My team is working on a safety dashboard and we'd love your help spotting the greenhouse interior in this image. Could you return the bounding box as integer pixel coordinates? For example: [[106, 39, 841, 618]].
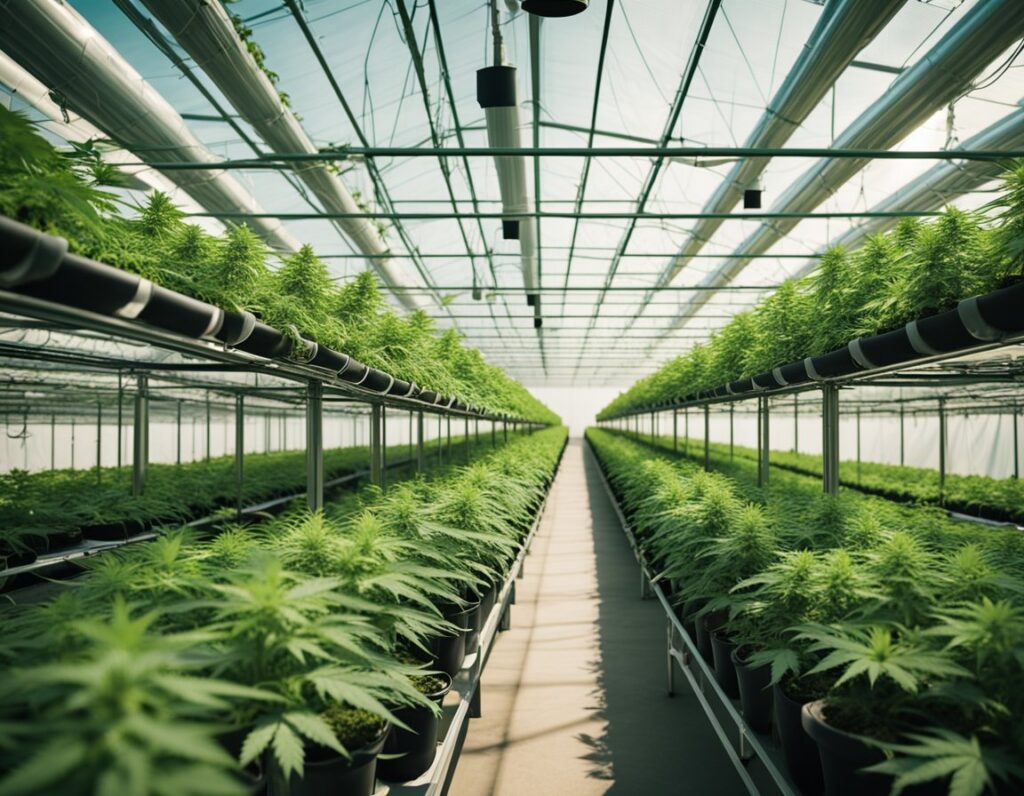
[[3, 0, 1024, 794]]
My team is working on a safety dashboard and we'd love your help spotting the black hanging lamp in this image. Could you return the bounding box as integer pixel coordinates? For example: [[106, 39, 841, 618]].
[[521, 0, 589, 17]]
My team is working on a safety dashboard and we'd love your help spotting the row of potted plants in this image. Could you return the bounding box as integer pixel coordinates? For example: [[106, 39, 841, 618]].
[[0, 105, 558, 424], [0, 425, 568, 795], [587, 427, 1024, 796], [637, 431, 1024, 525], [0, 431, 502, 572], [598, 163, 1024, 421]]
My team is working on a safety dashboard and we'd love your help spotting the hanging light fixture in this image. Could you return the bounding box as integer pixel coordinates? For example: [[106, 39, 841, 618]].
[[478, 2, 539, 306], [521, 0, 589, 17]]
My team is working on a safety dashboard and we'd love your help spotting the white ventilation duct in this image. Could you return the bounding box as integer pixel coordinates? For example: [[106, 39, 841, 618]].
[[0, 0, 298, 252], [0, 50, 220, 232], [650, 0, 907, 293], [791, 103, 1024, 281], [478, 64, 539, 304], [136, 0, 428, 312], [658, 0, 1024, 339]]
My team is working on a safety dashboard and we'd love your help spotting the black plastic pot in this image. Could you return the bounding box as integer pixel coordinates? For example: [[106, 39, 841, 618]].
[[338, 358, 369, 384], [463, 596, 483, 657], [0, 217, 68, 287], [309, 345, 348, 373], [709, 630, 739, 698], [432, 602, 474, 677], [731, 647, 772, 734], [234, 322, 291, 359], [774, 683, 824, 796], [361, 368, 393, 394], [854, 328, 919, 369], [81, 520, 129, 542], [778, 360, 810, 386], [282, 722, 388, 796], [216, 311, 257, 347], [974, 280, 1024, 334], [810, 346, 861, 378], [802, 700, 889, 796], [478, 582, 498, 629], [17, 252, 144, 316], [378, 673, 453, 782], [911, 309, 976, 353], [138, 284, 222, 339], [694, 610, 724, 663]]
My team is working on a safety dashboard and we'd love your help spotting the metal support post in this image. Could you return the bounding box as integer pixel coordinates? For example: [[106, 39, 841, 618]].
[[371, 404, 383, 487], [116, 372, 123, 470], [71, 418, 76, 469], [491, 419, 496, 448], [822, 385, 840, 495], [446, 415, 451, 461], [1014, 405, 1020, 480], [703, 404, 711, 471], [757, 396, 770, 488], [234, 393, 244, 516], [306, 382, 324, 511], [465, 417, 471, 462], [793, 395, 799, 453], [938, 397, 947, 506], [475, 418, 480, 445], [684, 408, 689, 457], [856, 406, 862, 483], [438, 414, 443, 466], [176, 400, 182, 465], [729, 404, 734, 459], [95, 403, 102, 483], [205, 395, 211, 461], [899, 404, 905, 467], [132, 374, 149, 497], [503, 420, 508, 443], [416, 411, 425, 473], [50, 413, 55, 470], [673, 408, 678, 453], [651, 410, 656, 443], [381, 406, 388, 491]]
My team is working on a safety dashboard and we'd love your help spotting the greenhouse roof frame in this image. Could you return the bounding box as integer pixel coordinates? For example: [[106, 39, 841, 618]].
[[3, 0, 1024, 389]]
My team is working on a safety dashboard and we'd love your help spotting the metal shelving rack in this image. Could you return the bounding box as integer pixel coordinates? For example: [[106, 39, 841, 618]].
[[598, 337, 1024, 498]]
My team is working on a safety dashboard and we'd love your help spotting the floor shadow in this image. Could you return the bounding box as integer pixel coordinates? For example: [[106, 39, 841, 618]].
[[576, 440, 746, 794]]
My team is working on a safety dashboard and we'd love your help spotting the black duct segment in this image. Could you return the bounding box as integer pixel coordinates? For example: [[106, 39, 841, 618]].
[[0, 217, 67, 287], [522, 0, 589, 16], [477, 65, 518, 109]]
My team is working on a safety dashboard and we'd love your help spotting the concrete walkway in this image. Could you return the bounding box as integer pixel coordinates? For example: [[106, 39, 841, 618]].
[[449, 439, 745, 796]]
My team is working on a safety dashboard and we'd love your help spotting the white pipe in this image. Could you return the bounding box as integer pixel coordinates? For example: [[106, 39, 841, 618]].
[[478, 65, 539, 302], [657, 0, 1024, 341], [792, 103, 1024, 281], [652, 0, 907, 292], [136, 0, 428, 311], [0, 0, 299, 252], [0, 50, 222, 233]]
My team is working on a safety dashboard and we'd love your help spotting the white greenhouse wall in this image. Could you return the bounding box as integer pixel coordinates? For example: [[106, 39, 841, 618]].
[[0, 409, 481, 474]]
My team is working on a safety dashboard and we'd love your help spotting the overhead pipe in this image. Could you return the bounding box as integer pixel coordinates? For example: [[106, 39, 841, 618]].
[[649, 0, 907, 295], [478, 3, 539, 305], [657, 0, 1024, 339], [789, 103, 1024, 280], [0, 0, 299, 252], [137, 0, 429, 312], [478, 64, 539, 303], [0, 51, 217, 227]]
